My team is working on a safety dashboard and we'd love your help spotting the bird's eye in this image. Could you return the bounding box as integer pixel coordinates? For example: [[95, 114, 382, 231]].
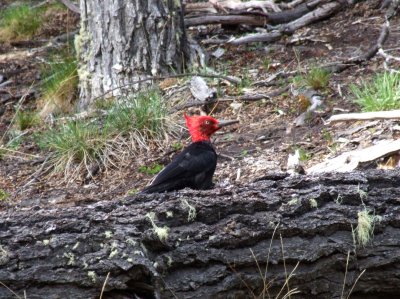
[[204, 120, 211, 125]]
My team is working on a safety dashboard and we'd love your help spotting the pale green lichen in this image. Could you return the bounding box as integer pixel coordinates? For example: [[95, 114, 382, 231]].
[[166, 255, 173, 267], [287, 198, 299, 206], [109, 241, 118, 258], [88, 271, 97, 283], [42, 239, 50, 246], [146, 212, 169, 242], [109, 248, 118, 259], [166, 211, 174, 218], [126, 238, 137, 246], [309, 198, 318, 208], [181, 199, 196, 222], [356, 209, 376, 247], [0, 245, 9, 265], [104, 231, 113, 239], [63, 252, 75, 265]]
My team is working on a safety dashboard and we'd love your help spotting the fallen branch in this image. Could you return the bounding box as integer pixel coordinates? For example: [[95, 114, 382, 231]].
[[230, 0, 343, 45], [327, 110, 400, 123], [58, 0, 80, 14], [185, 15, 267, 27]]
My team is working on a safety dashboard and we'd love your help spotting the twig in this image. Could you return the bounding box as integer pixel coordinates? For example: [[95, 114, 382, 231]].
[[99, 272, 110, 299], [341, 251, 351, 299], [346, 269, 366, 299], [327, 110, 400, 123], [0, 281, 23, 299]]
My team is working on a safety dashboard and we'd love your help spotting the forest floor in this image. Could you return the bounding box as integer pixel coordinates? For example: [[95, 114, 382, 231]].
[[0, 0, 399, 209]]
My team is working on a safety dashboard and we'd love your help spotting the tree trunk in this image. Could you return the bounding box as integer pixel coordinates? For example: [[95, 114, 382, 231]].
[[1, 170, 400, 298], [75, 0, 186, 109]]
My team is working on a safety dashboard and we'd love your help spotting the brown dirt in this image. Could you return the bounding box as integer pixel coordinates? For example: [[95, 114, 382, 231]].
[[1, 0, 400, 209]]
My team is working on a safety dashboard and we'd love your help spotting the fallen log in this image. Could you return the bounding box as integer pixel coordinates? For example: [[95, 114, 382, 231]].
[[1, 170, 400, 298]]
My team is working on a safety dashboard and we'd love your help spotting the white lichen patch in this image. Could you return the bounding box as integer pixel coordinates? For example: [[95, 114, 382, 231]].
[[104, 231, 113, 239], [166, 211, 174, 218], [42, 239, 50, 246]]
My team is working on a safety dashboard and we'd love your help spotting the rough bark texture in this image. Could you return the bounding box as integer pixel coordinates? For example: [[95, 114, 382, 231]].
[[76, 0, 186, 109], [1, 170, 400, 298]]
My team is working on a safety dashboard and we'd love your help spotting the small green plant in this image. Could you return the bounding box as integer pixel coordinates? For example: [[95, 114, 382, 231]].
[[126, 188, 138, 195], [293, 146, 311, 162], [0, 4, 42, 42], [15, 110, 40, 130], [40, 52, 78, 117], [139, 163, 163, 175], [0, 189, 10, 201], [305, 66, 331, 90], [37, 121, 107, 175], [262, 57, 271, 70], [239, 149, 248, 157], [351, 71, 400, 112], [172, 142, 183, 151], [293, 66, 331, 91]]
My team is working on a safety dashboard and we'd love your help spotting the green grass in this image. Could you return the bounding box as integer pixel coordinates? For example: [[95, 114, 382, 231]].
[[104, 88, 169, 138], [40, 52, 78, 117], [351, 71, 400, 112], [15, 110, 40, 130], [36, 88, 176, 178], [37, 121, 108, 175], [0, 4, 42, 42]]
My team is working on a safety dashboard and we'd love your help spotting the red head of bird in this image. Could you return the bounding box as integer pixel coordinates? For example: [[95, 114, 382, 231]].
[[184, 113, 239, 142], [184, 113, 220, 142]]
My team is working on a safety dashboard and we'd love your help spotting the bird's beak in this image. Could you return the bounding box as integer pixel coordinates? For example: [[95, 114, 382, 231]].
[[217, 119, 239, 129]]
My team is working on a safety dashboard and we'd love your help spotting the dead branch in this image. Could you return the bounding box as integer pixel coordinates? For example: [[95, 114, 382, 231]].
[[185, 0, 281, 15], [230, 0, 343, 45], [324, 17, 390, 73], [281, 1, 343, 33], [58, 0, 80, 14], [185, 15, 268, 27], [327, 110, 400, 123]]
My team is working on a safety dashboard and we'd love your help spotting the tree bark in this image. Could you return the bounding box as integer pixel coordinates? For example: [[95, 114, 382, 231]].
[[75, 0, 187, 109], [1, 170, 400, 298]]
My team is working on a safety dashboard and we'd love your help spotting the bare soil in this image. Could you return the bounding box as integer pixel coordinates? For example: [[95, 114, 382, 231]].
[[1, 0, 399, 209]]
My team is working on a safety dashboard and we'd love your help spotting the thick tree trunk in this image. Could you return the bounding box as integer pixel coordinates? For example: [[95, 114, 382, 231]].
[[75, 0, 186, 109], [1, 170, 400, 298]]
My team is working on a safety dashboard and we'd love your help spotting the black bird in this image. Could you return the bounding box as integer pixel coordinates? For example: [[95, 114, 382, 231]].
[[141, 113, 237, 193]]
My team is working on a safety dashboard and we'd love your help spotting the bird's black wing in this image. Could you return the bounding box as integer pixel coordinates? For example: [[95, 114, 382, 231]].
[[141, 142, 217, 193]]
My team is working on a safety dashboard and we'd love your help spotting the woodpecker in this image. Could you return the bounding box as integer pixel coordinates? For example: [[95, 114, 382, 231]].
[[141, 113, 237, 193]]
